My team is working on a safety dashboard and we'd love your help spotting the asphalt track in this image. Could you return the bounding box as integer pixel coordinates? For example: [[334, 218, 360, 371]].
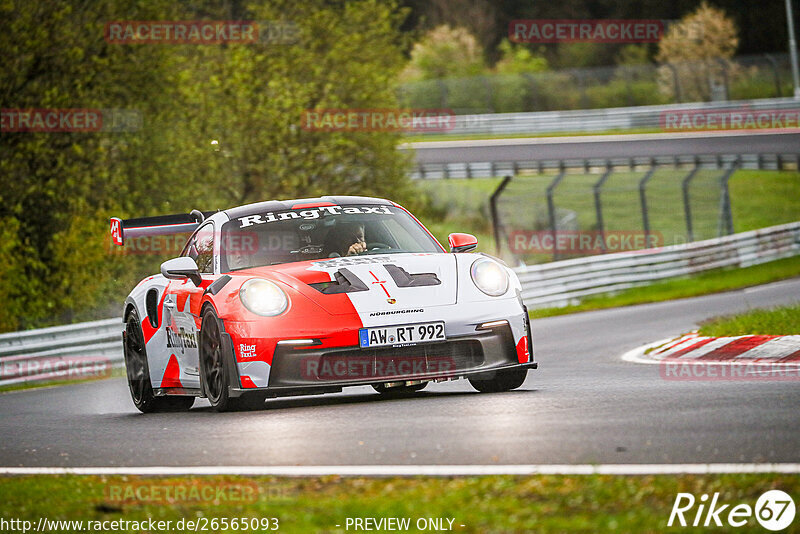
[[1, 278, 799, 468], [404, 131, 800, 164]]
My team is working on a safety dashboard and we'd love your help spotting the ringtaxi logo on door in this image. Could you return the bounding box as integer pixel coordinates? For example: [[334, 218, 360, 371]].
[[668, 490, 795, 530]]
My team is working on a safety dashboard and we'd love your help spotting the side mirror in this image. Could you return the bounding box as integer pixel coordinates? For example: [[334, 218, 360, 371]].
[[448, 233, 478, 253], [160, 257, 202, 286]]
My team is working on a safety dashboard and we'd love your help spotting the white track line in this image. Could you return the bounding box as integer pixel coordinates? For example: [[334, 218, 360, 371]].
[[2, 464, 800, 476], [620, 338, 674, 365]]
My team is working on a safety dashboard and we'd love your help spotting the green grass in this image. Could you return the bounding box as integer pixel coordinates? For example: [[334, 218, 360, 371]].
[[530, 255, 800, 319], [697, 303, 800, 337], [414, 170, 800, 264], [730, 170, 800, 232], [0, 366, 125, 394], [1, 474, 798, 532]]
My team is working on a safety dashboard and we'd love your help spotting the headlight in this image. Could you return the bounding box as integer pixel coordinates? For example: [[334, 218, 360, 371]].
[[470, 258, 509, 297], [239, 278, 288, 316]]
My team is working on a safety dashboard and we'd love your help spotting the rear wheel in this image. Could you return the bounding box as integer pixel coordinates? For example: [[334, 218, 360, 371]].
[[199, 308, 263, 411], [124, 309, 194, 413], [372, 382, 427, 396], [469, 368, 528, 393]]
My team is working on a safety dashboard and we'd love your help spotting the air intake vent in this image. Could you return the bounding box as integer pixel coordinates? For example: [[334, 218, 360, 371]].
[[309, 268, 368, 294], [384, 264, 440, 287]]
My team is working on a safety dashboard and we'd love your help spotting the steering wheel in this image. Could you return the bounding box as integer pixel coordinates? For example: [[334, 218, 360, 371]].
[[365, 242, 391, 252]]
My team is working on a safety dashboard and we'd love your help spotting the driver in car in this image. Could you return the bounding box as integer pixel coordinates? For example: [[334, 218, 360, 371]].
[[325, 222, 366, 257]]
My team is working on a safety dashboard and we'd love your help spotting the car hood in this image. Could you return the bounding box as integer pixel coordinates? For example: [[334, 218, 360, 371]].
[[236, 253, 458, 315]]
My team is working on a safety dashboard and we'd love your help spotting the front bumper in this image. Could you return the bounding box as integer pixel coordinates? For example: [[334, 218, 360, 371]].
[[246, 323, 535, 394]]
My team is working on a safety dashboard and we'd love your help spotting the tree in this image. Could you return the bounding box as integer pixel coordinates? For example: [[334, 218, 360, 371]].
[[0, 0, 416, 332], [400, 25, 485, 81], [656, 2, 739, 102], [494, 40, 548, 75]]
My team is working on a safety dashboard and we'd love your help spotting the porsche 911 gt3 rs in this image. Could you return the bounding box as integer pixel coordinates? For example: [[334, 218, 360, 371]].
[[112, 196, 536, 412]]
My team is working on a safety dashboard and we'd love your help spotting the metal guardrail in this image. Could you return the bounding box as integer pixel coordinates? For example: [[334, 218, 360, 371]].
[[411, 153, 800, 180], [406, 97, 800, 137], [514, 222, 800, 308], [1, 222, 798, 385], [0, 318, 123, 387]]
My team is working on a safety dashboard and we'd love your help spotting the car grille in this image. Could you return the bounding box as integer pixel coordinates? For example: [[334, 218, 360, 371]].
[[314, 340, 485, 381]]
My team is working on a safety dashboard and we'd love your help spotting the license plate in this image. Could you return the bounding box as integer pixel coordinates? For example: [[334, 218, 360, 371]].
[[359, 321, 446, 348]]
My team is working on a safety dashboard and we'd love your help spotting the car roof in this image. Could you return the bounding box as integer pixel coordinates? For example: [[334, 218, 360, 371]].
[[223, 196, 393, 219]]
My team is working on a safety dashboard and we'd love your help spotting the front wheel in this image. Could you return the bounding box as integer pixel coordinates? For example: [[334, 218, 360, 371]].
[[124, 309, 194, 413], [199, 308, 262, 411], [469, 368, 528, 393]]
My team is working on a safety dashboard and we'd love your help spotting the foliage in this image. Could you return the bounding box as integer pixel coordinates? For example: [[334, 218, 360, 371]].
[[615, 45, 650, 66], [0, 0, 414, 332], [656, 2, 740, 101], [494, 40, 548, 75], [399, 24, 485, 82]]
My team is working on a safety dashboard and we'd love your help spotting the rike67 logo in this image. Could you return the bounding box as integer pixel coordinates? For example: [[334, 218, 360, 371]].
[[668, 490, 795, 530]]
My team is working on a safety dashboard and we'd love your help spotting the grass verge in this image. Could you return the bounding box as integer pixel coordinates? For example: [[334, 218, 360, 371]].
[[697, 303, 800, 337], [0, 474, 797, 532], [530, 255, 800, 319], [0, 366, 125, 394]]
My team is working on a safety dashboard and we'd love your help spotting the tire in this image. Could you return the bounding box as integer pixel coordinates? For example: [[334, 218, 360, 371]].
[[468, 368, 528, 393], [199, 307, 261, 412], [124, 309, 194, 413], [372, 382, 427, 396]]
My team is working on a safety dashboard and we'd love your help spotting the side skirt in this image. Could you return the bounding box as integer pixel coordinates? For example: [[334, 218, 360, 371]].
[[153, 387, 202, 397]]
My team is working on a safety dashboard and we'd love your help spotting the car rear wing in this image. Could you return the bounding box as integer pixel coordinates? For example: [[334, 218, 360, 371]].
[[109, 209, 214, 246]]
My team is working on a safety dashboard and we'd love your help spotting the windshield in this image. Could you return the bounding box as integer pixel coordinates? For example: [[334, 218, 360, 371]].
[[220, 204, 442, 271]]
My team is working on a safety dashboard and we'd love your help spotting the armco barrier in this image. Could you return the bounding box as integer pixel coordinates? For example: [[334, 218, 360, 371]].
[[1, 222, 798, 385], [0, 318, 123, 387], [406, 97, 800, 137], [515, 221, 800, 308]]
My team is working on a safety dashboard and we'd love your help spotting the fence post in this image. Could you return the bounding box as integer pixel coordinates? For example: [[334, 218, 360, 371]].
[[481, 76, 494, 113], [593, 162, 613, 252], [437, 79, 448, 108], [523, 73, 539, 112], [624, 66, 635, 106], [682, 160, 700, 242], [764, 54, 782, 97], [546, 164, 567, 261], [638, 162, 657, 244], [719, 157, 739, 236], [575, 70, 589, 109], [490, 175, 513, 256], [717, 59, 730, 101], [664, 63, 682, 103]]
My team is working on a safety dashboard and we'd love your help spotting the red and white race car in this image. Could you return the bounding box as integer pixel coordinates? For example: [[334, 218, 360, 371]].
[[112, 196, 536, 412]]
